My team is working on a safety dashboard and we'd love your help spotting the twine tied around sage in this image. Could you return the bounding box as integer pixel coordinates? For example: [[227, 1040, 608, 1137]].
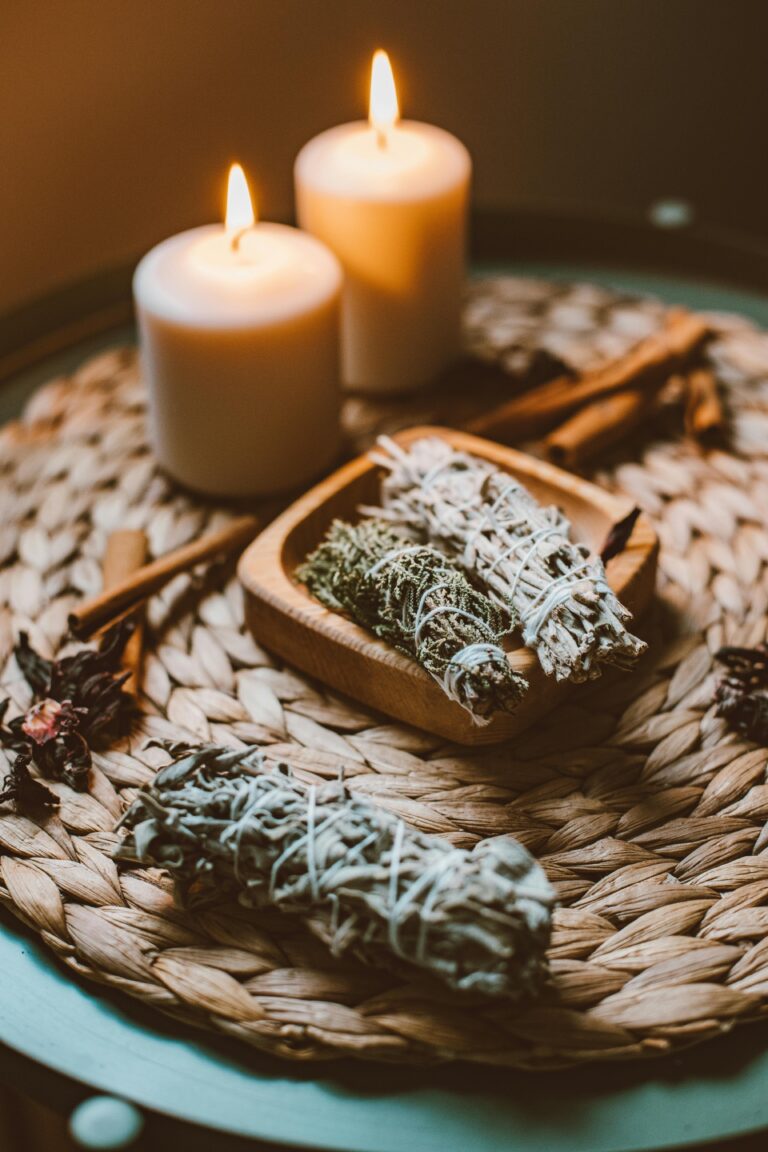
[[297, 518, 528, 722], [117, 744, 555, 1000], [368, 437, 646, 683]]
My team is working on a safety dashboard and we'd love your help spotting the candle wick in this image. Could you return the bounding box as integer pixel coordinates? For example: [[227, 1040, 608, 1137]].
[[230, 228, 248, 254], [375, 127, 388, 151]]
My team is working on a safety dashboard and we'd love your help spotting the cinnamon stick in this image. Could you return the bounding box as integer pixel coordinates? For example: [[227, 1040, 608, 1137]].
[[70, 515, 259, 638], [102, 530, 148, 696], [467, 309, 711, 444], [545, 389, 654, 468], [685, 368, 725, 444]]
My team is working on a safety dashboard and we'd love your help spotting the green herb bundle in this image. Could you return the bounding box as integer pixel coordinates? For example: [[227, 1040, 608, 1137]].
[[298, 518, 527, 723], [118, 744, 555, 1000]]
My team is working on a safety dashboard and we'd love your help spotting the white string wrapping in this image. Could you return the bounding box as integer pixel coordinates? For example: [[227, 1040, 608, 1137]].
[[366, 547, 519, 720], [367, 436, 646, 682], [118, 744, 555, 1000], [299, 519, 527, 722]]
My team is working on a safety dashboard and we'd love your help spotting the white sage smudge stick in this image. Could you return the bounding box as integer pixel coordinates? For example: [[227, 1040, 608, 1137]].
[[117, 744, 555, 1000], [368, 437, 646, 683]]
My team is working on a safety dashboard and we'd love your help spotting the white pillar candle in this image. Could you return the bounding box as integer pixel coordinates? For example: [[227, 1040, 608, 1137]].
[[134, 165, 343, 497], [295, 51, 471, 396]]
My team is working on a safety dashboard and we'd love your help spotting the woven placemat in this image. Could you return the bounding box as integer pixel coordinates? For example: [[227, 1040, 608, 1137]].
[[2, 277, 768, 1069]]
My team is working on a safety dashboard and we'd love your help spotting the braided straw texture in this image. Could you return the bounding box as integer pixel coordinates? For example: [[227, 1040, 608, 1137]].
[[2, 278, 768, 1067]]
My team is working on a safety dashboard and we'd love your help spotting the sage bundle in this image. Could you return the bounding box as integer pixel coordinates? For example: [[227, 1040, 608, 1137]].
[[370, 437, 646, 683], [118, 744, 555, 1000], [298, 518, 527, 722]]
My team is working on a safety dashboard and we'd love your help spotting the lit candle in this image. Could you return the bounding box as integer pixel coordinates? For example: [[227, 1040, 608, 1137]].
[[133, 164, 343, 497], [295, 51, 471, 395]]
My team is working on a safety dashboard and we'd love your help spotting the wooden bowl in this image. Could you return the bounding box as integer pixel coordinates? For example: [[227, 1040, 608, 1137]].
[[239, 427, 658, 746]]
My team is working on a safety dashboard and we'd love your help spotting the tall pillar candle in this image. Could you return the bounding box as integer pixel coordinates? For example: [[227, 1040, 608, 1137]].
[[295, 51, 471, 395], [134, 165, 343, 497]]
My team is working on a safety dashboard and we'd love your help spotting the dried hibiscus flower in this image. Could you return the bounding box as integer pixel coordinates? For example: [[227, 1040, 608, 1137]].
[[0, 621, 137, 811], [714, 643, 768, 744]]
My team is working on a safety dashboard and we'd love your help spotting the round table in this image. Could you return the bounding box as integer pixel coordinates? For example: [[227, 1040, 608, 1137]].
[[3, 239, 768, 1152]]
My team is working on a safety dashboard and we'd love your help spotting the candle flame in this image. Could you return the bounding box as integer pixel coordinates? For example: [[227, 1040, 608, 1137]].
[[225, 163, 255, 239], [369, 50, 399, 141]]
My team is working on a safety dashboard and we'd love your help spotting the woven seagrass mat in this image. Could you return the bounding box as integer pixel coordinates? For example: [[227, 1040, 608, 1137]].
[[2, 276, 768, 1069]]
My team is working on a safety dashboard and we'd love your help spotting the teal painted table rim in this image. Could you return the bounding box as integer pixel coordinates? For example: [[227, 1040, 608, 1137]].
[[1, 261, 768, 1152], [4, 908, 768, 1152]]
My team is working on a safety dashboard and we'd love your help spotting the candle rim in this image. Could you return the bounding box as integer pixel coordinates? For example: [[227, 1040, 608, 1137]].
[[294, 120, 471, 204], [133, 222, 342, 330]]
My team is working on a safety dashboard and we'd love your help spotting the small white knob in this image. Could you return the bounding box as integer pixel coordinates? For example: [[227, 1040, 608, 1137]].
[[69, 1095, 144, 1149]]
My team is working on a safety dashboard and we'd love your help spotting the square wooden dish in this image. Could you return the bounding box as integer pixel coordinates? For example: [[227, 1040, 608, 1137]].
[[239, 427, 658, 746]]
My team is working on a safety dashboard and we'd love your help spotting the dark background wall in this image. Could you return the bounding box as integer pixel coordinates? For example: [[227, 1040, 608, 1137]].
[[1, 0, 767, 314]]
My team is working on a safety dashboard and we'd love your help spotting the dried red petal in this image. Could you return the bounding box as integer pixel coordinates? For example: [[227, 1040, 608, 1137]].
[[22, 698, 65, 744], [22, 698, 82, 745]]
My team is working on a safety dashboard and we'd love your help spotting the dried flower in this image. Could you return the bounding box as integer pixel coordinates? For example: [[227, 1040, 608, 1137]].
[[0, 621, 137, 810], [600, 506, 642, 565], [714, 644, 768, 743], [298, 518, 527, 722], [370, 437, 646, 683], [24, 623, 136, 741], [22, 698, 85, 745], [118, 743, 555, 1000], [0, 755, 59, 812]]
